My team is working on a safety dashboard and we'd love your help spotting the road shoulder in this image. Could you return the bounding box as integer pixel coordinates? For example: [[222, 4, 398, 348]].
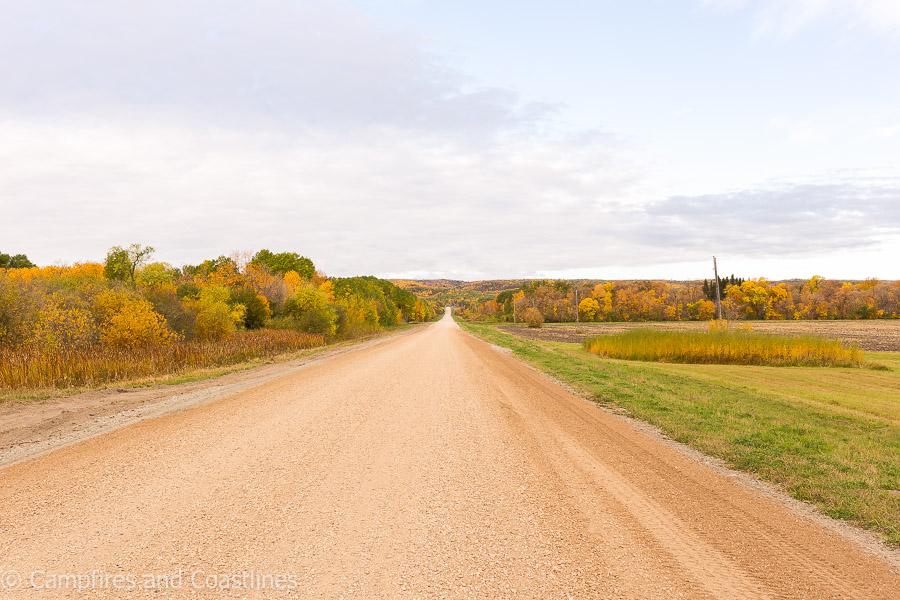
[[0, 326, 423, 469], [459, 320, 900, 572]]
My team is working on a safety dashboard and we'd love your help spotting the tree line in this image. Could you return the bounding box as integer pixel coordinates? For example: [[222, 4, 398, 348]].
[[442, 277, 900, 323], [0, 246, 437, 354]]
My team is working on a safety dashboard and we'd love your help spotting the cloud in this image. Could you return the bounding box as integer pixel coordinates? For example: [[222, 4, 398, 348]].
[[645, 178, 900, 258], [0, 114, 646, 278], [700, 0, 900, 39], [0, 0, 551, 134], [3, 110, 896, 279]]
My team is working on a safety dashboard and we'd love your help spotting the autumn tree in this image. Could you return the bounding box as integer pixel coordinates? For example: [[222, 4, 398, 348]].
[[182, 255, 235, 278], [137, 262, 175, 288], [104, 244, 155, 287], [578, 297, 600, 322]]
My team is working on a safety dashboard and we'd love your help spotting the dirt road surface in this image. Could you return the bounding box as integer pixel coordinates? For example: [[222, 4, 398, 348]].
[[1, 310, 898, 598]]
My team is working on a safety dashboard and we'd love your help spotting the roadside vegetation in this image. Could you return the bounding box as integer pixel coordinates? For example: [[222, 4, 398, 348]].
[[0, 329, 323, 389], [584, 321, 869, 368], [0, 246, 436, 391], [459, 320, 900, 546]]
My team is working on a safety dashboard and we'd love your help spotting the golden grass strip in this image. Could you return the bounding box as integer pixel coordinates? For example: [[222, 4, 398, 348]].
[[0, 329, 324, 389], [583, 328, 865, 367]]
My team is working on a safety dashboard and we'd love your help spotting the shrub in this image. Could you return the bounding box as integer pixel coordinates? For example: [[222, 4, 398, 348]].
[[191, 286, 244, 341], [93, 289, 177, 348], [524, 307, 544, 328], [229, 287, 272, 329], [282, 284, 338, 337], [145, 287, 197, 338]]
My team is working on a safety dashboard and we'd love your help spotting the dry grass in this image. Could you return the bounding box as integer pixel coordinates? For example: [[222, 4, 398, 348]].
[[584, 325, 866, 367], [0, 329, 324, 390]]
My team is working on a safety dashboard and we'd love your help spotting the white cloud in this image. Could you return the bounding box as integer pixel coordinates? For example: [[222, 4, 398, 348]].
[[0, 0, 550, 134], [701, 0, 900, 39], [3, 113, 897, 279], [645, 177, 900, 259]]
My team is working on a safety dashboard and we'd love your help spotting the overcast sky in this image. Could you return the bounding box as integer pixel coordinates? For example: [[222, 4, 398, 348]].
[[2, 0, 898, 280]]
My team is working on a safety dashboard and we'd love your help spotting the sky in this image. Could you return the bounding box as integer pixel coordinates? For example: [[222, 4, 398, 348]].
[[1, 0, 898, 280]]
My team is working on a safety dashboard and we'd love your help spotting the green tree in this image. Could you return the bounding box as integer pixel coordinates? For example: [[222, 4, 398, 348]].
[[137, 262, 175, 288], [251, 250, 315, 279], [182, 255, 234, 277], [103, 244, 155, 287], [0, 252, 36, 269]]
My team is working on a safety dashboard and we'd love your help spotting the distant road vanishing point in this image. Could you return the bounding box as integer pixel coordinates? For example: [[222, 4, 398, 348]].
[[1, 308, 897, 598]]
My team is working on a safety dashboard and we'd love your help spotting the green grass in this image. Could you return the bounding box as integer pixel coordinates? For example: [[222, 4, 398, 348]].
[[584, 326, 866, 367], [461, 320, 900, 546]]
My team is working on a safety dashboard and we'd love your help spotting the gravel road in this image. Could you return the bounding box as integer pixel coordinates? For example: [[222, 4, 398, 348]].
[[1, 310, 897, 598]]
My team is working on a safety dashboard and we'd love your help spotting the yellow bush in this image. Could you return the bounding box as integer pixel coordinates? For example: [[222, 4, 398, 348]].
[[94, 290, 177, 348], [27, 302, 95, 350], [191, 286, 244, 341]]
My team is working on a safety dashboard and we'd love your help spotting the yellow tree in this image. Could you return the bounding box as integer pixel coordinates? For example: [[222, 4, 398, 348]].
[[578, 297, 599, 322]]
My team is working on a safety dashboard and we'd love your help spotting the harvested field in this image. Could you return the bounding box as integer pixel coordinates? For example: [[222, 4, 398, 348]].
[[498, 319, 900, 351]]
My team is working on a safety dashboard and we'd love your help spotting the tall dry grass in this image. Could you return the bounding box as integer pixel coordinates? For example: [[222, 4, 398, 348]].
[[0, 329, 324, 390], [583, 322, 865, 367]]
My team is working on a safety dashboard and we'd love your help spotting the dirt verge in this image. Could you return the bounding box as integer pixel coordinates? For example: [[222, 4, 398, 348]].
[[0, 327, 420, 469]]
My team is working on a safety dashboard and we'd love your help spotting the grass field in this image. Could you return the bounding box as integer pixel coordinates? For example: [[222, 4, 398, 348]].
[[461, 320, 900, 546]]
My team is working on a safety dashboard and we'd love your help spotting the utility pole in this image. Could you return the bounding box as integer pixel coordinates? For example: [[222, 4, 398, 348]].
[[575, 287, 580, 324], [713, 256, 723, 320]]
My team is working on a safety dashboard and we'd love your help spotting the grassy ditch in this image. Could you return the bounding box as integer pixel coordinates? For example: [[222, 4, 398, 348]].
[[460, 320, 900, 546]]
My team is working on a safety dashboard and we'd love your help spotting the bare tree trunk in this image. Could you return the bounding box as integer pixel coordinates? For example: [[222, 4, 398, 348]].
[[713, 256, 723, 320]]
